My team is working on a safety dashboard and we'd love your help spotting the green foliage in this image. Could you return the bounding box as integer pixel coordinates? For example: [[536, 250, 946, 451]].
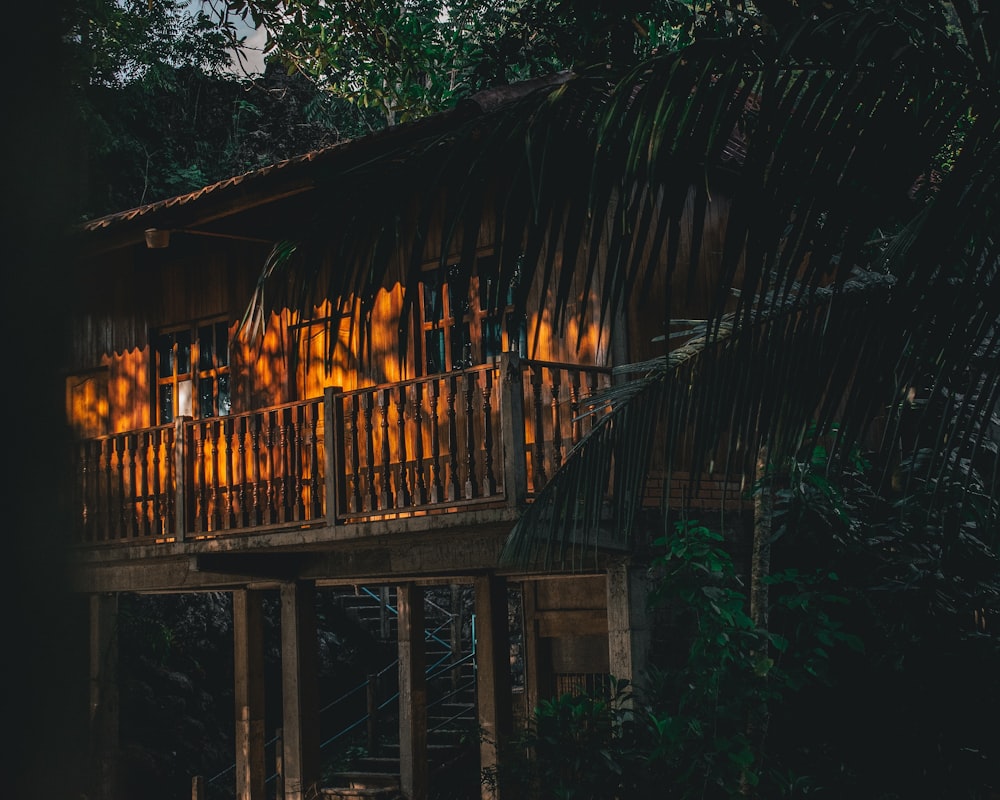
[[216, 1, 704, 122], [497, 477, 1000, 798], [64, 0, 373, 217]]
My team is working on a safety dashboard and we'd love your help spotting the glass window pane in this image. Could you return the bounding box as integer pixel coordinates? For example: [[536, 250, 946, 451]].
[[422, 277, 443, 322], [482, 319, 503, 360], [159, 385, 173, 424], [157, 336, 174, 378], [198, 325, 214, 370], [448, 264, 471, 316], [508, 314, 528, 357], [199, 377, 215, 418], [215, 322, 229, 367], [175, 330, 191, 374], [425, 329, 445, 374], [218, 374, 231, 416], [452, 322, 472, 369]]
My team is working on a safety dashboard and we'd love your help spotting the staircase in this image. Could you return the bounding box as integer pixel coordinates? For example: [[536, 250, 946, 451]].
[[321, 585, 479, 799]]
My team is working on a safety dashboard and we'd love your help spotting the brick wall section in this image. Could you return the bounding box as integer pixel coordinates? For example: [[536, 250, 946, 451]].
[[643, 470, 751, 510]]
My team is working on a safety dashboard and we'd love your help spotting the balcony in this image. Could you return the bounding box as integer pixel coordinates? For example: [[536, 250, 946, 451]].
[[69, 356, 613, 555]]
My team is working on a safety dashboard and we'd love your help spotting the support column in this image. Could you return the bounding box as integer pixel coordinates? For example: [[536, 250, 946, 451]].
[[606, 561, 651, 701], [397, 583, 428, 800], [233, 589, 266, 800], [475, 574, 513, 800], [520, 581, 542, 722], [89, 593, 119, 800], [280, 581, 321, 800]]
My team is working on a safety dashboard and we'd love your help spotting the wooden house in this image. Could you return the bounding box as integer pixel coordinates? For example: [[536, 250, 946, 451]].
[[65, 72, 752, 800]]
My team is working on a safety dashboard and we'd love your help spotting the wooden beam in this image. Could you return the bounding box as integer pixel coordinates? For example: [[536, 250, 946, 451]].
[[233, 589, 267, 800], [475, 574, 513, 800], [89, 593, 120, 800], [397, 583, 428, 800], [606, 561, 651, 700], [280, 582, 321, 800]]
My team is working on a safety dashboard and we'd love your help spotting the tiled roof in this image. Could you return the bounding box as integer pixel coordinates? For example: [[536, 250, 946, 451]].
[[79, 146, 332, 232]]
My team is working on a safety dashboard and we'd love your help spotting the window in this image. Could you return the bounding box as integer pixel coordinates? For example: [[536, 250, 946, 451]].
[[418, 254, 526, 375], [153, 319, 231, 423]]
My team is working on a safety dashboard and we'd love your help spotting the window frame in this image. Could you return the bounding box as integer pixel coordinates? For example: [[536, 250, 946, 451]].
[[152, 317, 232, 424]]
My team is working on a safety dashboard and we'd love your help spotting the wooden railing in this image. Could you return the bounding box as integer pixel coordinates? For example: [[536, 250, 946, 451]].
[[70, 355, 613, 546]]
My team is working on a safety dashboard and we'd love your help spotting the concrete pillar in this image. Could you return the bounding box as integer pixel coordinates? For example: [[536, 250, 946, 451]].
[[233, 589, 266, 800], [606, 561, 651, 700], [475, 574, 513, 800], [89, 592, 119, 800], [397, 583, 428, 800], [280, 581, 321, 800]]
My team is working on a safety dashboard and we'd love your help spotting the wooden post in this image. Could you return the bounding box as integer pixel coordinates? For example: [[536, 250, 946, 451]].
[[274, 728, 284, 800], [233, 589, 266, 800], [498, 353, 527, 508], [606, 560, 651, 705], [280, 582, 321, 800], [520, 581, 542, 722], [89, 593, 119, 800], [174, 416, 191, 541], [397, 583, 428, 800], [323, 387, 343, 525], [191, 775, 205, 800], [475, 574, 513, 800]]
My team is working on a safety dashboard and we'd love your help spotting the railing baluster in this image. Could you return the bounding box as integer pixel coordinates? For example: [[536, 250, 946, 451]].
[[587, 370, 599, 430], [223, 418, 236, 529], [278, 408, 291, 522], [482, 369, 497, 495], [194, 424, 208, 533], [570, 370, 582, 445], [140, 433, 151, 537], [79, 441, 92, 542], [530, 365, 548, 490], [464, 372, 478, 499], [362, 393, 377, 512], [396, 387, 412, 509], [446, 375, 460, 502], [126, 433, 140, 537], [348, 395, 363, 514], [175, 418, 191, 541], [151, 429, 163, 536], [163, 425, 175, 536], [265, 411, 278, 523], [550, 368, 563, 473], [102, 438, 115, 540], [251, 413, 263, 526], [308, 398, 323, 519], [210, 420, 223, 532], [410, 383, 427, 505], [429, 379, 443, 504], [236, 416, 249, 527], [114, 435, 126, 540], [378, 389, 393, 509], [292, 407, 305, 521], [85, 440, 100, 542]]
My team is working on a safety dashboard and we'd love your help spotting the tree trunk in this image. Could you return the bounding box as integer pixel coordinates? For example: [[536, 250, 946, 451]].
[[741, 445, 773, 797]]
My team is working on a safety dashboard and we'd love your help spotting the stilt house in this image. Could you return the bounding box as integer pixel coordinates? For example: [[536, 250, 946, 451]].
[[65, 72, 752, 800]]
